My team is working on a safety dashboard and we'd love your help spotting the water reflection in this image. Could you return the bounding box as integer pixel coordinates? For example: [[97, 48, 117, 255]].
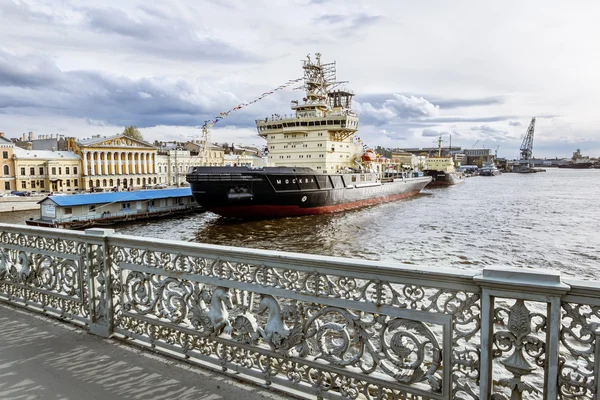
[[2, 169, 599, 278]]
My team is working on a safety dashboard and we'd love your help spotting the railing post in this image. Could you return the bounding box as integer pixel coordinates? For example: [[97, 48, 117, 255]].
[[85, 228, 115, 338], [475, 267, 570, 400]]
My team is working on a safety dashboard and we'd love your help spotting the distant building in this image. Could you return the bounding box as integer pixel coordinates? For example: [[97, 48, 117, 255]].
[[13, 132, 68, 151], [13, 147, 81, 193], [390, 151, 416, 168], [156, 150, 205, 187], [463, 149, 494, 164], [183, 142, 225, 166], [67, 134, 158, 191], [397, 146, 462, 157], [224, 154, 266, 167], [0, 133, 15, 192], [454, 153, 468, 166]]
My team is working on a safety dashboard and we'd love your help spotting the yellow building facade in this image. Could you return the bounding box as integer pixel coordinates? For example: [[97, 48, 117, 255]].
[[13, 147, 82, 193], [0, 133, 15, 192], [68, 134, 158, 191]]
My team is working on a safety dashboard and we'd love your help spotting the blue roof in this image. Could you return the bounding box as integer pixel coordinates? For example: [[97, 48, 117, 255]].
[[39, 188, 192, 207]]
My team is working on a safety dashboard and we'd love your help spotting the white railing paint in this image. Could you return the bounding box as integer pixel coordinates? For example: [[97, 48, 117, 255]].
[[1, 222, 599, 400]]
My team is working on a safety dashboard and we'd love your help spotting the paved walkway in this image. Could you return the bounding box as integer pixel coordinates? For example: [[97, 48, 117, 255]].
[[0, 303, 288, 400]]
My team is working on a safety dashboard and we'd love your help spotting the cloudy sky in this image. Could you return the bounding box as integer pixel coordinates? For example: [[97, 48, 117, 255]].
[[1, 0, 599, 158]]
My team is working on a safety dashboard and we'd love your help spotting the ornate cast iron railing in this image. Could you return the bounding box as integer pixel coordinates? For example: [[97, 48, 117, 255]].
[[0, 222, 599, 399]]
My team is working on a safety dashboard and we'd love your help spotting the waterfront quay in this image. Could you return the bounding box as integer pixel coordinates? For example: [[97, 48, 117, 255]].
[[1, 222, 599, 399]]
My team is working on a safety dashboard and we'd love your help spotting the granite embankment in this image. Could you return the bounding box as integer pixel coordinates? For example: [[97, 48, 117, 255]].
[[0, 196, 41, 213]]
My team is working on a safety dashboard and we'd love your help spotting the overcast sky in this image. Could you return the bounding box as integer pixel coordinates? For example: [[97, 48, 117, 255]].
[[1, 0, 599, 158]]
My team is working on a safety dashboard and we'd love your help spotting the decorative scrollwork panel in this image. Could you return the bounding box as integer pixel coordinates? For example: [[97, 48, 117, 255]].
[[0, 235, 90, 323], [558, 302, 600, 399], [108, 245, 482, 399], [113, 266, 452, 398], [491, 299, 547, 400]]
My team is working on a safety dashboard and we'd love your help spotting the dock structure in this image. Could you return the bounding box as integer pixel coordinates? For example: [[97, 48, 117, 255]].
[[25, 188, 201, 229], [1, 222, 598, 399]]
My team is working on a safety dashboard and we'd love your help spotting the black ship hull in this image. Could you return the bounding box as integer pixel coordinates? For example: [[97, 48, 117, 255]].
[[424, 170, 465, 187], [187, 166, 432, 218]]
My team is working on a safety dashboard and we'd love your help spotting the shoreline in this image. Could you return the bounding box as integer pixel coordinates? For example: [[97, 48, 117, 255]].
[[0, 199, 40, 213]]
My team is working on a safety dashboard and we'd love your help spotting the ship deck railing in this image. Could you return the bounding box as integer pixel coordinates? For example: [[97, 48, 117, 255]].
[[0, 222, 597, 399], [42, 204, 195, 224]]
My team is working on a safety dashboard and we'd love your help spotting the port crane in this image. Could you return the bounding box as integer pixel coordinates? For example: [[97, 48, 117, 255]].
[[520, 118, 535, 161]]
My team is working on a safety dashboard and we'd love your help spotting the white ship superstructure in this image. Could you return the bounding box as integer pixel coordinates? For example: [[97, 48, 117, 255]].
[[256, 53, 362, 173]]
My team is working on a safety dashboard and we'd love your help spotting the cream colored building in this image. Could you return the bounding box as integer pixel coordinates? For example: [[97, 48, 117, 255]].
[[0, 133, 15, 192], [13, 147, 81, 193], [156, 150, 205, 187], [183, 142, 225, 166], [68, 134, 158, 191]]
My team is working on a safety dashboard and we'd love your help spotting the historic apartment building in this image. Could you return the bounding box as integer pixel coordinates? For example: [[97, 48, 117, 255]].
[[183, 142, 225, 166], [67, 134, 158, 191], [13, 147, 81, 193], [0, 133, 15, 191], [156, 149, 206, 187]]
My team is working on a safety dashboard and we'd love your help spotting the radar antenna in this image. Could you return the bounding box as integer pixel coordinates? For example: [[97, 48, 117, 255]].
[[519, 118, 535, 160]]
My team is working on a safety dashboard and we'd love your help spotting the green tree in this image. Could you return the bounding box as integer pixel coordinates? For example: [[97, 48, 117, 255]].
[[122, 126, 144, 141]]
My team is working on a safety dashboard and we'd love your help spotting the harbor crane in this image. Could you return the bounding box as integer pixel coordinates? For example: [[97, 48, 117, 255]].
[[520, 118, 535, 161]]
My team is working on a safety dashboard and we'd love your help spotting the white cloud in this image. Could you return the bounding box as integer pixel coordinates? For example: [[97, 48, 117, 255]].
[[0, 0, 599, 158]]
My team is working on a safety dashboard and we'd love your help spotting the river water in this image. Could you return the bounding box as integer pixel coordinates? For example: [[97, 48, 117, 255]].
[[2, 168, 599, 278]]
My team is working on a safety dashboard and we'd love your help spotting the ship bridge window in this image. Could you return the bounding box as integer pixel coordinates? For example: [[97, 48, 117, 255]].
[[327, 120, 333, 125], [351, 176, 357, 183], [301, 122, 307, 126]]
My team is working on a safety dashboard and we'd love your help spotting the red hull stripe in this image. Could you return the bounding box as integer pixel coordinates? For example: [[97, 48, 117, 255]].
[[207, 190, 421, 218]]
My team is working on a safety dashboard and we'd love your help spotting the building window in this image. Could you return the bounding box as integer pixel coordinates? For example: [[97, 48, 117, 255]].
[[103, 179, 107, 187], [73, 167, 78, 174], [64, 208, 72, 214], [137, 178, 141, 185], [109, 179, 113, 186], [3, 165, 8, 175], [2, 151, 7, 159], [96, 179, 100, 187], [122, 202, 130, 210], [30, 167, 35, 175], [31, 181, 36, 188], [58, 167, 62, 175], [20, 167, 25, 175], [66, 167, 70, 174], [158, 166, 162, 173], [89, 205, 96, 212], [40, 181, 44, 188], [66, 180, 71, 187], [74, 179, 78, 187], [89, 179, 93, 187], [4, 182, 9, 190], [21, 181, 26, 189], [52, 167, 56, 175], [39, 167, 44, 175]]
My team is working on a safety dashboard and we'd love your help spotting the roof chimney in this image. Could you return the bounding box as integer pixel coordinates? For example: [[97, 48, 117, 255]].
[[22, 133, 26, 140], [28, 131, 34, 141]]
